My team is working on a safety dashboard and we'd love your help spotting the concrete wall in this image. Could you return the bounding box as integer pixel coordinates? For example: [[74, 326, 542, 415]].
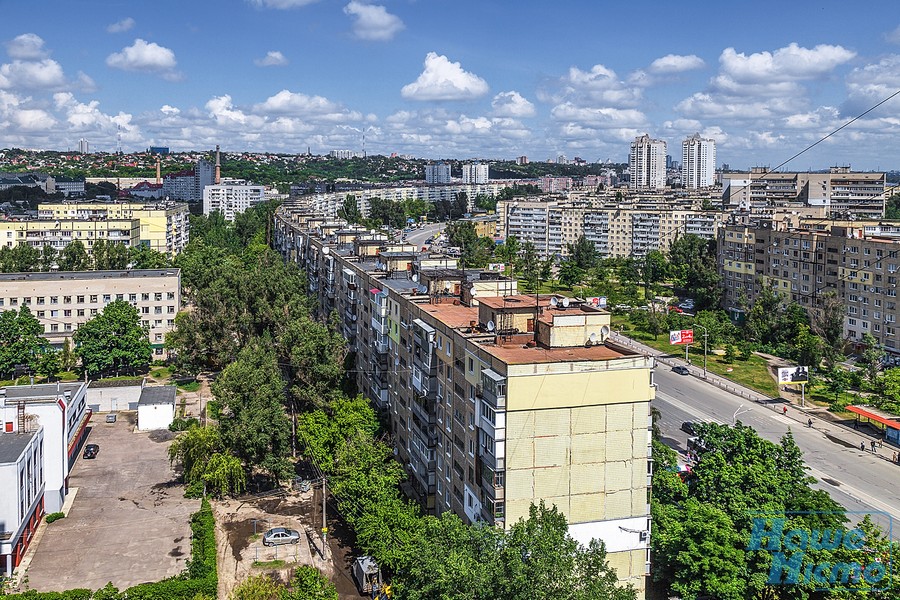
[[87, 385, 143, 413], [138, 403, 175, 431]]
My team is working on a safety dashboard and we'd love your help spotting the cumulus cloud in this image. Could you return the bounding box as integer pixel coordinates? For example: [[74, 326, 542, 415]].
[[0, 59, 66, 90], [254, 51, 288, 67], [254, 89, 361, 121], [719, 43, 855, 83], [401, 52, 489, 101], [648, 54, 705, 74], [886, 25, 900, 45], [247, 0, 319, 8], [491, 91, 535, 117], [106, 18, 135, 33], [106, 39, 179, 79], [160, 104, 180, 115], [5, 33, 49, 60], [841, 54, 900, 117], [344, 1, 405, 41], [542, 64, 643, 107]]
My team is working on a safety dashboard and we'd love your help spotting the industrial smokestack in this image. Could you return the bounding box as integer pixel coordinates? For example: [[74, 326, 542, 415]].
[[155, 155, 161, 185], [215, 145, 221, 184]]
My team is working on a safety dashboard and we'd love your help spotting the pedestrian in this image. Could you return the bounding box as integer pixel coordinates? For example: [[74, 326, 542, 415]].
[[807, 418, 813, 428], [872, 440, 877, 453], [861, 442, 867, 452], [783, 405, 788, 416], [893, 452, 898, 463]]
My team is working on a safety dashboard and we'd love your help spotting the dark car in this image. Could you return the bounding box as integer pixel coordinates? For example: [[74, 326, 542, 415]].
[[262, 527, 301, 546], [83, 444, 99, 459], [672, 365, 690, 376], [681, 421, 696, 435]]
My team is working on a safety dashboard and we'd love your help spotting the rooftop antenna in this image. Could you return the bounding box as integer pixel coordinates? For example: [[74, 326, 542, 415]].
[[362, 132, 366, 158]]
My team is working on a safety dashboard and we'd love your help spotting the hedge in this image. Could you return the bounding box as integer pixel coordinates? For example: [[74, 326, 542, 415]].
[[2, 499, 216, 600]]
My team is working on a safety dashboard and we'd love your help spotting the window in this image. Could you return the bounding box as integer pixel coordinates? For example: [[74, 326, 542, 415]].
[[129, 294, 137, 302], [77, 309, 85, 317], [167, 306, 175, 313], [37, 311, 45, 317], [50, 296, 58, 304], [90, 295, 98, 303], [9, 298, 16, 306], [76, 295, 84, 303], [36, 297, 45, 305], [102, 294, 111, 302], [63, 296, 71, 303], [50, 310, 58, 317], [154, 293, 163, 301], [64, 310, 71, 317], [142, 307, 150, 314], [142, 293, 150, 301], [50, 324, 58, 332], [167, 292, 175, 300], [154, 306, 163, 314]]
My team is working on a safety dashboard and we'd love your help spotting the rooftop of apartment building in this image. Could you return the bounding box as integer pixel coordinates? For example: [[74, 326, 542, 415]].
[[1, 382, 85, 402], [0, 269, 180, 283], [0, 431, 38, 464]]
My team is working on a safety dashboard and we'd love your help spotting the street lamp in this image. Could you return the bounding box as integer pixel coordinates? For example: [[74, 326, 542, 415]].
[[694, 323, 709, 379], [733, 403, 751, 424]]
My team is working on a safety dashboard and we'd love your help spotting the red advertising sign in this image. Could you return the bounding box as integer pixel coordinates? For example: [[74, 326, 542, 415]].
[[669, 329, 694, 345]]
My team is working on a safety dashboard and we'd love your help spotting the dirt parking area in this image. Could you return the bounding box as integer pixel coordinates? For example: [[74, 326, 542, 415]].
[[23, 413, 198, 592]]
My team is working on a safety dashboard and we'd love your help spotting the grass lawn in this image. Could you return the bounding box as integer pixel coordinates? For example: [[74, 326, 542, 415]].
[[151, 367, 173, 380], [177, 380, 200, 392], [252, 559, 287, 569]]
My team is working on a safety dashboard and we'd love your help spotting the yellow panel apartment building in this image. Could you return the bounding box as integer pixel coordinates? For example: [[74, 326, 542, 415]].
[[0, 219, 141, 252], [275, 203, 654, 594]]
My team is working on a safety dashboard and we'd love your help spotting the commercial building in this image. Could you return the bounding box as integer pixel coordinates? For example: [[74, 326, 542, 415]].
[[37, 201, 190, 256], [721, 167, 885, 217], [462, 163, 489, 184], [275, 204, 655, 593], [629, 135, 667, 190], [718, 215, 900, 352], [681, 134, 716, 189], [425, 163, 452, 185], [0, 382, 90, 514], [0, 429, 45, 577], [202, 178, 266, 221], [0, 269, 181, 356]]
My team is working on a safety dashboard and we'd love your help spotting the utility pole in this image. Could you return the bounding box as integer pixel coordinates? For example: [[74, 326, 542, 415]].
[[695, 324, 709, 379], [321, 477, 328, 549]]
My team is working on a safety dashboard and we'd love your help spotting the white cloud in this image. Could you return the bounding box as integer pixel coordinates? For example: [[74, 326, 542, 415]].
[[0, 59, 66, 90], [885, 25, 900, 45], [491, 91, 535, 118], [254, 51, 288, 67], [106, 18, 136, 33], [401, 52, 489, 101], [648, 54, 705, 74], [254, 89, 361, 121], [719, 43, 855, 83], [106, 39, 179, 79], [543, 64, 643, 107], [160, 104, 180, 115], [344, 1, 405, 41], [5, 33, 48, 60], [247, 0, 319, 8]]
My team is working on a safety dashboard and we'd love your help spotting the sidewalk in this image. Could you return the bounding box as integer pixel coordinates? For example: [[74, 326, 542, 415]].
[[610, 332, 899, 463]]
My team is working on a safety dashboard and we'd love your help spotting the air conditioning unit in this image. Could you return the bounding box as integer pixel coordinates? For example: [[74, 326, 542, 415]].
[[639, 531, 649, 542]]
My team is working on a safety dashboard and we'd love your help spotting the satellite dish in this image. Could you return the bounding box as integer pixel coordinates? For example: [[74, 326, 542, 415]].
[[412, 273, 419, 282], [589, 332, 597, 343], [445, 284, 451, 293], [562, 297, 570, 308], [551, 297, 559, 307], [487, 320, 495, 332], [418, 284, 428, 294], [600, 324, 610, 339], [321, 247, 330, 255], [470, 287, 478, 297], [394, 357, 400, 366]]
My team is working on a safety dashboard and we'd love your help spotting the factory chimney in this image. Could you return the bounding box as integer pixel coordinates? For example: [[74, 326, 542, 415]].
[[155, 155, 161, 185], [215, 145, 221, 184]]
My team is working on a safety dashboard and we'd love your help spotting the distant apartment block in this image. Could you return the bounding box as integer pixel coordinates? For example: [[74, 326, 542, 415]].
[[329, 150, 364, 159], [462, 163, 489, 184], [162, 159, 214, 202], [629, 135, 667, 190], [0, 428, 45, 577], [425, 162, 452, 185], [77, 138, 89, 154], [38, 201, 190, 256], [681, 134, 716, 189], [540, 176, 573, 194], [202, 178, 266, 221], [0, 269, 181, 357], [721, 167, 885, 217], [515, 156, 528, 165], [274, 206, 654, 593], [0, 218, 141, 254]]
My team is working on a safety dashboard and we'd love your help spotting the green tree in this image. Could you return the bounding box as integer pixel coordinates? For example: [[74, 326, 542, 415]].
[[73, 299, 152, 377], [668, 234, 722, 310], [58, 239, 90, 271], [793, 323, 824, 369], [38, 244, 58, 271], [282, 566, 338, 600], [566, 235, 597, 270], [337, 195, 363, 224], [0, 305, 48, 378], [59, 337, 77, 371], [128, 244, 171, 269], [811, 291, 845, 367], [519, 240, 543, 292], [229, 574, 283, 600], [212, 341, 293, 483], [860, 332, 885, 387], [33, 348, 61, 380]]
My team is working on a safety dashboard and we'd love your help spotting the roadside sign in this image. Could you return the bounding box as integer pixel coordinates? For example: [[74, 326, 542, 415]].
[[669, 329, 694, 345]]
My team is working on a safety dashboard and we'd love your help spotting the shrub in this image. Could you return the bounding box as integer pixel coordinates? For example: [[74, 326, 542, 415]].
[[184, 479, 205, 498], [45, 511, 65, 523], [169, 416, 200, 432]]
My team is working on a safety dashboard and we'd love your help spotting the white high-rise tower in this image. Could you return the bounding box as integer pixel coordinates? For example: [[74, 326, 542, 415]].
[[629, 135, 666, 190], [682, 134, 716, 189]]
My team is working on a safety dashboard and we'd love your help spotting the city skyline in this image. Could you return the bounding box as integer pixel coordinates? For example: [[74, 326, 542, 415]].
[[2, 1, 900, 170]]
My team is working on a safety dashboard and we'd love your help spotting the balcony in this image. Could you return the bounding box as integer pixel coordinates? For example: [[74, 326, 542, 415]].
[[373, 336, 389, 355], [371, 316, 388, 335]]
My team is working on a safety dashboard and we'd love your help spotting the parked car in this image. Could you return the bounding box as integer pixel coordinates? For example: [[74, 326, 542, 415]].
[[679, 299, 695, 310], [681, 421, 696, 435], [672, 365, 690, 376], [83, 444, 99, 459], [105, 413, 117, 423], [262, 527, 301, 546]]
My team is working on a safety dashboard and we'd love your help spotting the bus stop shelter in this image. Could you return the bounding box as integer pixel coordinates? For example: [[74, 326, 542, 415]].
[[847, 405, 900, 446]]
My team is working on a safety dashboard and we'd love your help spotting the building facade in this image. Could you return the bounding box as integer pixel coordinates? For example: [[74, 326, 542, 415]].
[[629, 135, 667, 190], [202, 178, 266, 221], [162, 159, 214, 202], [425, 163, 452, 185], [0, 269, 181, 356], [0, 429, 45, 577], [681, 134, 716, 189], [0, 218, 141, 254], [462, 163, 489, 184], [275, 204, 654, 593]]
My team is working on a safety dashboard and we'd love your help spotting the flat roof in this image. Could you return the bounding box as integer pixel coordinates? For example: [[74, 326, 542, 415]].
[[0, 432, 37, 464], [2, 382, 85, 401], [138, 386, 176, 406], [420, 302, 479, 329], [479, 342, 629, 365], [477, 294, 554, 310], [0, 269, 180, 282]]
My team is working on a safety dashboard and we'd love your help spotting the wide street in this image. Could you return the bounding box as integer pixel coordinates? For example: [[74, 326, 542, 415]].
[[653, 364, 899, 537], [404, 222, 445, 249]]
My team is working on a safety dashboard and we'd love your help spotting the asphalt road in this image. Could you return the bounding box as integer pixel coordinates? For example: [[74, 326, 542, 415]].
[[654, 366, 900, 537], [404, 222, 445, 249]]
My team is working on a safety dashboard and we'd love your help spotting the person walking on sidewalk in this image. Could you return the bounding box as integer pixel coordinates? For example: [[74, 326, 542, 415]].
[[783, 405, 788, 416], [861, 442, 867, 452], [871, 440, 877, 453]]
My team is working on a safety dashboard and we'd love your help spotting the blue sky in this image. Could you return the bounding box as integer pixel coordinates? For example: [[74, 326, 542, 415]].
[[2, 0, 900, 170]]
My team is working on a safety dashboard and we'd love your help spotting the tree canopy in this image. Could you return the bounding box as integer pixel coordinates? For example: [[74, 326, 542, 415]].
[[72, 299, 151, 377]]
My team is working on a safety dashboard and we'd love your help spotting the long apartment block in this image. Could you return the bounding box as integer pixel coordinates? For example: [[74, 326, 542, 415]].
[[275, 204, 655, 592], [0, 269, 181, 356], [719, 215, 900, 352]]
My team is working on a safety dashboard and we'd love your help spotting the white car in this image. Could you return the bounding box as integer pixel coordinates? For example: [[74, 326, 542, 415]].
[[262, 527, 301, 546]]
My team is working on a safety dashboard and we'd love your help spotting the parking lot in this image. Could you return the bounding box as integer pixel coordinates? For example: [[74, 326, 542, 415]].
[[24, 413, 198, 592]]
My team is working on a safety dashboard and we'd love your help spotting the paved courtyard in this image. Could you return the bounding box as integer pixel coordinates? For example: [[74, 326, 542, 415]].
[[24, 413, 198, 592]]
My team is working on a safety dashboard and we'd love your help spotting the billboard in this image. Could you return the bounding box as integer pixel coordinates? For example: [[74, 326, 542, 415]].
[[669, 329, 694, 345], [778, 366, 809, 385], [585, 296, 607, 308]]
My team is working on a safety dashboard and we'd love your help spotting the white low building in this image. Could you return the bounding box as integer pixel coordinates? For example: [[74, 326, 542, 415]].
[[137, 386, 176, 431], [0, 429, 45, 577]]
